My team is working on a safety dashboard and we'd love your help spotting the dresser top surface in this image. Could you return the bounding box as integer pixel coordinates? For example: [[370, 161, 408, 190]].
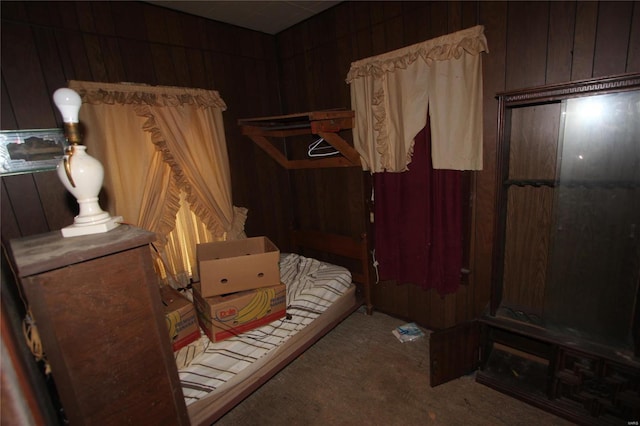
[[9, 224, 155, 277]]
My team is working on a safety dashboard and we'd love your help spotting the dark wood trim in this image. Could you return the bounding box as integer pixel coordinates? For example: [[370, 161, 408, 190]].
[[497, 72, 640, 106], [490, 93, 509, 315]]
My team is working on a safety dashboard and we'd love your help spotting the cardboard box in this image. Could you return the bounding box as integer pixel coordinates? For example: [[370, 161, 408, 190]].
[[196, 236, 280, 297], [160, 285, 200, 352], [192, 282, 286, 343]]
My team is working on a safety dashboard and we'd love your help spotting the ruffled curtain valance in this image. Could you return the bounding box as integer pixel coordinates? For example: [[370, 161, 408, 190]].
[[75, 80, 228, 109], [346, 25, 489, 172]]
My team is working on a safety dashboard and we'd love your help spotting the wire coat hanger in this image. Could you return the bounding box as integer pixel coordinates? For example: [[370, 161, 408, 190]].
[[308, 137, 339, 157]]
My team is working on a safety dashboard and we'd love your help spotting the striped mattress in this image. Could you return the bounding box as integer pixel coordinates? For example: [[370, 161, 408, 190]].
[[176, 252, 353, 405]]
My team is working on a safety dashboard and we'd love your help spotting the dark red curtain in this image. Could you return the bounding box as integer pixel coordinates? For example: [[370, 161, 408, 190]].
[[373, 116, 463, 295]]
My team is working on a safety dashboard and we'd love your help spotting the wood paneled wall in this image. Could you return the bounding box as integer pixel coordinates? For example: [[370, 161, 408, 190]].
[[274, 1, 640, 329], [2, 1, 639, 331], [1, 1, 287, 246]]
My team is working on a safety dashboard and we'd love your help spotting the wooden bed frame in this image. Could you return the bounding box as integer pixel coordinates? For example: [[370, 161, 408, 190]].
[[290, 229, 372, 313], [186, 230, 372, 425]]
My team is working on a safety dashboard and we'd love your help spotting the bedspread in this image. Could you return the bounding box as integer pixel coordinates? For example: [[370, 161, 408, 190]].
[[177, 253, 352, 405]]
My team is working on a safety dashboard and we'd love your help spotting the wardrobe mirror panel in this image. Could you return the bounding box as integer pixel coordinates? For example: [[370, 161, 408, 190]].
[[543, 90, 640, 350], [495, 75, 640, 355]]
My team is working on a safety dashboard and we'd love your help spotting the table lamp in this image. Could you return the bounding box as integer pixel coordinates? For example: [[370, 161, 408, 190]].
[[53, 87, 122, 237]]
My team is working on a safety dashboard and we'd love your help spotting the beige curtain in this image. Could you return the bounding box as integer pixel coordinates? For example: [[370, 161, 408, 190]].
[[68, 80, 247, 284], [346, 25, 489, 172]]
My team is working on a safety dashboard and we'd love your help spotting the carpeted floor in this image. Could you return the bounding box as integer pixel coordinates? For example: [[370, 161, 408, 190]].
[[214, 309, 576, 425]]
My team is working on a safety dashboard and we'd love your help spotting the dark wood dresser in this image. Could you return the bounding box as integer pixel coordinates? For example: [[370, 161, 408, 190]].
[[9, 224, 189, 425]]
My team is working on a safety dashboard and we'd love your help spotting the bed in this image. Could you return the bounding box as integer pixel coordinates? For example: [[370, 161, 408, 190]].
[[176, 230, 371, 425]]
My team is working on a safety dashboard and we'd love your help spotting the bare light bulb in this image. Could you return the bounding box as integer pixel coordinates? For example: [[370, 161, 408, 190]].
[[53, 88, 82, 123]]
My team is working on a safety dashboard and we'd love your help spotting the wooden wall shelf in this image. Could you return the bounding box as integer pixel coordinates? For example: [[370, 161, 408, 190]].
[[238, 110, 361, 169]]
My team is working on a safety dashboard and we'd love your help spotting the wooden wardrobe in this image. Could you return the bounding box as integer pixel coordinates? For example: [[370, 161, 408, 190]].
[[431, 73, 640, 425]]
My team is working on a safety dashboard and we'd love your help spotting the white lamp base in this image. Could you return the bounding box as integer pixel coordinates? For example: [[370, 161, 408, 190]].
[[61, 216, 123, 238]]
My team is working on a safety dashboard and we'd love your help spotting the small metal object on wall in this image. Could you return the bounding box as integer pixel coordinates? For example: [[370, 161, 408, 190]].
[[0, 128, 67, 176]]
